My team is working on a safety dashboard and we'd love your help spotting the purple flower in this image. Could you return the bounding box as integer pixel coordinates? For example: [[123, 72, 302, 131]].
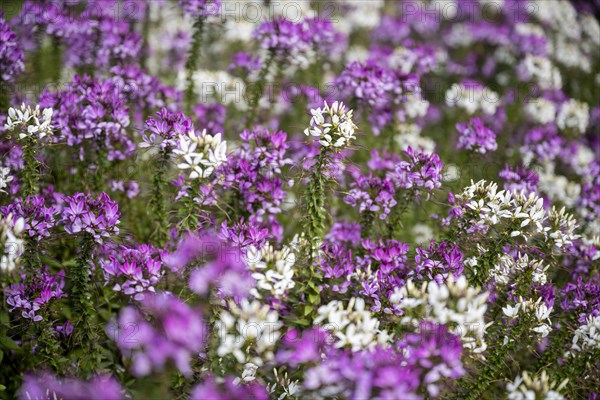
[[391, 147, 443, 198], [193, 102, 226, 135], [20, 373, 123, 400], [139, 108, 194, 152], [412, 241, 465, 284], [499, 164, 539, 194], [0, 11, 24, 82], [165, 233, 255, 298], [178, 0, 221, 17], [59, 192, 120, 243], [107, 292, 206, 377], [1, 195, 57, 240], [101, 243, 165, 301], [456, 117, 497, 154], [39, 75, 135, 162], [5, 268, 66, 323]]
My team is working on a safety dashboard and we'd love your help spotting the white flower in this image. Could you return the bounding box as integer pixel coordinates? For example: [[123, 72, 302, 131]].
[[556, 99, 589, 134], [304, 101, 357, 149], [4, 104, 54, 140], [174, 129, 227, 179], [445, 83, 499, 115], [567, 315, 600, 356], [315, 297, 390, 351], [245, 243, 296, 299], [0, 167, 14, 194], [506, 370, 567, 400], [524, 98, 556, 125], [1, 214, 25, 272], [502, 303, 520, 318]]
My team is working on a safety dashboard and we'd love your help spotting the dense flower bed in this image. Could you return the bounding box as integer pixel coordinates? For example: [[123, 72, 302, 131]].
[[0, 0, 598, 399]]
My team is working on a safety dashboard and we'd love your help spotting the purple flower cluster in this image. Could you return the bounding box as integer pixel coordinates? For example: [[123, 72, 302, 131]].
[[139, 108, 194, 152], [6, 268, 66, 322], [178, 0, 222, 17], [194, 102, 226, 136], [302, 324, 464, 399], [101, 243, 165, 301], [412, 241, 464, 284], [20, 373, 123, 400], [40, 75, 135, 161], [59, 192, 120, 243], [392, 147, 443, 198], [1, 195, 57, 240], [0, 11, 24, 82], [165, 233, 255, 298], [344, 173, 397, 220], [499, 164, 539, 194], [456, 117, 497, 154], [221, 128, 291, 241], [254, 17, 336, 62], [108, 292, 206, 377], [110, 65, 177, 114]]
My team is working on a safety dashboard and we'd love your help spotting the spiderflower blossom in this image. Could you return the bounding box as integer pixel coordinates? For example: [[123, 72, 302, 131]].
[[4, 104, 53, 140], [0, 213, 24, 272], [101, 244, 165, 301], [5, 268, 65, 322], [174, 129, 227, 179], [456, 117, 497, 154], [304, 101, 357, 148], [0, 12, 24, 82], [59, 192, 120, 243], [19, 373, 123, 400], [107, 292, 206, 377]]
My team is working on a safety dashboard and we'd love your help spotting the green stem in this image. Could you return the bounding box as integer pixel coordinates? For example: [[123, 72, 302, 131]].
[[21, 136, 40, 198], [71, 233, 100, 376], [35, 318, 64, 372], [185, 16, 205, 113], [150, 150, 170, 244], [303, 150, 329, 263], [180, 185, 202, 232], [246, 50, 275, 129]]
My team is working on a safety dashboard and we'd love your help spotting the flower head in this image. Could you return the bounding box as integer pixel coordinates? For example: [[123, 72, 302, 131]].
[[304, 101, 357, 148]]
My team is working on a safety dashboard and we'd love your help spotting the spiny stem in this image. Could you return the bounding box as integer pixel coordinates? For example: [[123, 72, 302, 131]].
[[185, 16, 205, 113], [303, 150, 329, 263], [246, 50, 275, 129], [71, 233, 100, 376], [21, 136, 40, 198], [180, 185, 202, 232], [150, 150, 170, 244]]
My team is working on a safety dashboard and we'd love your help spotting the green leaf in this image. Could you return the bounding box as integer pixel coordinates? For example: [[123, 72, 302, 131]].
[[293, 318, 310, 326], [303, 305, 314, 316]]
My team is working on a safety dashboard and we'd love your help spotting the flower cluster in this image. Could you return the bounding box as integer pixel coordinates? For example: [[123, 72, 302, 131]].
[[108, 292, 206, 377], [59, 192, 120, 243], [5, 268, 65, 322], [101, 244, 165, 301], [174, 130, 227, 180], [4, 104, 53, 140], [304, 101, 357, 149], [0, 213, 24, 272], [456, 117, 497, 154], [0, 12, 24, 82]]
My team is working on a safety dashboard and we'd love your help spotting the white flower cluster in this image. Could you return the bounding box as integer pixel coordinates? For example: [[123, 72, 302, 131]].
[[502, 297, 553, 338], [445, 83, 499, 115], [524, 98, 556, 125], [4, 104, 53, 140], [566, 315, 600, 357], [506, 370, 567, 400], [394, 123, 436, 154], [186, 70, 247, 109], [519, 55, 562, 90], [493, 253, 549, 286], [0, 166, 14, 194], [174, 129, 227, 180], [215, 298, 282, 379], [390, 275, 490, 353], [337, 0, 384, 34], [314, 297, 391, 352], [457, 180, 580, 250], [304, 101, 357, 149], [245, 243, 296, 300], [537, 162, 581, 208], [1, 214, 25, 272], [556, 99, 589, 134]]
